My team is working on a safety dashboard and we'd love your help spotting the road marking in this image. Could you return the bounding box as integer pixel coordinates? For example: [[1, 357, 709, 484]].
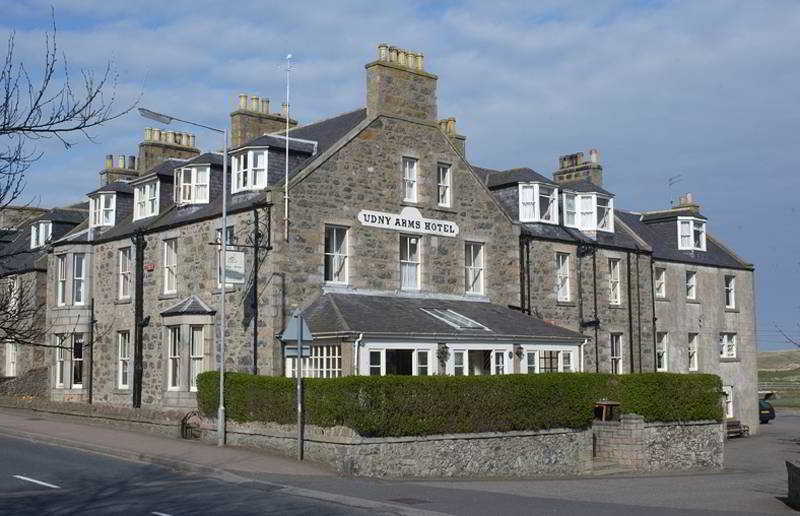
[[12, 475, 60, 489], [151, 512, 173, 516]]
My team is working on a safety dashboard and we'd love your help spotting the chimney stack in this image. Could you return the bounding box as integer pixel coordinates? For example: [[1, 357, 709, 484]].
[[136, 125, 200, 173], [366, 43, 438, 121], [230, 93, 298, 148], [438, 116, 467, 157], [552, 148, 604, 187], [674, 192, 702, 213]]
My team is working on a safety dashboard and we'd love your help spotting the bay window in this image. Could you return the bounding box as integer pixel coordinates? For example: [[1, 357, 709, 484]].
[[518, 183, 558, 224], [134, 181, 159, 220], [174, 167, 209, 204], [72, 333, 84, 388], [232, 149, 267, 193], [575, 194, 614, 232], [189, 326, 204, 391], [56, 254, 67, 306], [678, 217, 706, 251], [90, 193, 115, 227], [167, 326, 180, 390], [55, 335, 65, 387]]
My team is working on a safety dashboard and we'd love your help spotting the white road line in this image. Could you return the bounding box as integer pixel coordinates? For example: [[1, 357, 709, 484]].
[[151, 512, 173, 516], [12, 475, 60, 489]]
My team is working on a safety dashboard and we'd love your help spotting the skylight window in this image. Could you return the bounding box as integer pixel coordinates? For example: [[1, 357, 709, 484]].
[[420, 308, 490, 331]]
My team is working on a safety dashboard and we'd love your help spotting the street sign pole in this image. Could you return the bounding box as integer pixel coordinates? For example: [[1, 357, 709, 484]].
[[296, 315, 303, 461]]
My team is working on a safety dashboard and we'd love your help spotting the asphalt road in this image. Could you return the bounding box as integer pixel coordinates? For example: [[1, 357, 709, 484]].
[[0, 436, 387, 516]]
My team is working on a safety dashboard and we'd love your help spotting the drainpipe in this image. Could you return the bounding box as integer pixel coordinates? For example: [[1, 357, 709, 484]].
[[353, 332, 364, 375], [580, 339, 586, 372], [525, 240, 532, 315], [626, 252, 635, 374], [252, 207, 259, 375], [132, 230, 146, 408], [649, 258, 658, 372], [636, 250, 643, 372], [592, 246, 599, 373], [88, 298, 95, 405], [518, 237, 526, 313]]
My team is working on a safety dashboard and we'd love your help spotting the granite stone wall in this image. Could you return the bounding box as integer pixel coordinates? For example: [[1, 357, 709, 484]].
[[787, 461, 800, 507]]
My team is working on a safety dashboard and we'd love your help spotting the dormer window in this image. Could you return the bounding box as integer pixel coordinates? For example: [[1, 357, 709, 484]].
[[174, 167, 209, 205], [231, 149, 267, 193], [563, 193, 577, 227], [574, 193, 614, 232], [133, 181, 159, 220], [678, 217, 706, 251], [30, 221, 52, 248], [519, 183, 559, 224], [89, 193, 116, 227]]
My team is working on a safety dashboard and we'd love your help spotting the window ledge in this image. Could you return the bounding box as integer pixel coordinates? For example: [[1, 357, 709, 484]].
[[115, 298, 132, 305], [400, 201, 421, 208], [655, 297, 670, 302], [719, 357, 740, 363], [556, 301, 576, 307], [433, 206, 457, 215], [113, 388, 130, 395], [686, 299, 701, 305], [159, 293, 178, 301], [608, 304, 625, 310], [212, 286, 238, 295], [725, 307, 739, 313]]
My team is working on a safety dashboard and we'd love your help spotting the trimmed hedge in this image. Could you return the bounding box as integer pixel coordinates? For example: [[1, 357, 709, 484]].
[[196, 371, 722, 438]]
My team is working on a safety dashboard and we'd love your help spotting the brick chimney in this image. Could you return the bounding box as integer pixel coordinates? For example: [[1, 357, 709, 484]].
[[230, 94, 297, 148], [366, 43, 438, 121], [137, 128, 200, 173], [99, 153, 139, 185], [673, 192, 702, 213], [438, 117, 466, 157], [552, 148, 604, 187]]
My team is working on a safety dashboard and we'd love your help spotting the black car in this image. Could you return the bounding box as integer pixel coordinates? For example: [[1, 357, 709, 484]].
[[759, 399, 776, 424]]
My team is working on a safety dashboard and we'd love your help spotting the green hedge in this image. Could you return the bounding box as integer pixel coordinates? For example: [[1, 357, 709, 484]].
[[196, 371, 722, 438]]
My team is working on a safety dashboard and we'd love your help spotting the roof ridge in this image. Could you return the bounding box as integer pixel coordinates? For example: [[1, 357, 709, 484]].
[[286, 107, 366, 132]]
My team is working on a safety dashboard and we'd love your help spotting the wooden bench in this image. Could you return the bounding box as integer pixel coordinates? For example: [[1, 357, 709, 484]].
[[726, 419, 750, 438]]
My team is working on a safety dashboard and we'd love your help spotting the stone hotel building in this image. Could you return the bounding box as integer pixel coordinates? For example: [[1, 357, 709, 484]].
[[0, 44, 757, 430]]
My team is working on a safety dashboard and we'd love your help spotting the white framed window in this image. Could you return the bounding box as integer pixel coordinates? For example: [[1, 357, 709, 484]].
[[118, 247, 131, 300], [655, 267, 666, 298], [437, 163, 451, 207], [724, 275, 736, 309], [539, 350, 560, 373], [30, 220, 52, 249], [4, 341, 17, 377], [688, 333, 698, 372], [597, 197, 612, 231], [608, 258, 621, 305], [90, 193, 116, 227], [525, 351, 538, 374], [452, 349, 466, 376], [722, 385, 734, 419], [686, 271, 696, 300], [134, 181, 159, 220], [400, 235, 420, 290], [215, 226, 236, 288], [556, 253, 570, 302], [55, 334, 65, 387], [445, 347, 510, 376], [167, 326, 180, 390], [656, 331, 668, 372], [563, 192, 577, 228], [163, 239, 177, 294], [562, 351, 574, 372], [402, 157, 417, 202], [720, 333, 737, 359], [611, 333, 623, 374], [518, 183, 558, 224], [189, 326, 204, 391], [465, 242, 484, 295], [416, 350, 430, 376], [56, 254, 67, 306], [677, 217, 706, 251], [369, 349, 384, 376], [576, 194, 614, 232], [72, 253, 86, 306], [72, 333, 84, 388], [232, 149, 268, 193], [286, 344, 343, 378], [324, 226, 348, 284], [175, 166, 209, 205], [118, 331, 130, 389]]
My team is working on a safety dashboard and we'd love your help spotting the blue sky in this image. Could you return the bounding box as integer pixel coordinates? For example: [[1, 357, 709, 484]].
[[3, 1, 799, 350]]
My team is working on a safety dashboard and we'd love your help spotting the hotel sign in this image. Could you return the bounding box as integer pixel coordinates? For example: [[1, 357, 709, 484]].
[[357, 206, 459, 237]]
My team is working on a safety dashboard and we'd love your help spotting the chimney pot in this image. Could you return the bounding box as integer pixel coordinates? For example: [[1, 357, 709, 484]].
[[239, 93, 247, 110], [190, 134, 196, 148], [117, 155, 126, 168], [416, 53, 424, 70], [398, 49, 407, 67], [447, 117, 456, 135], [378, 43, 388, 61], [104, 154, 114, 169], [127, 155, 136, 169], [153, 128, 161, 141], [261, 98, 269, 114], [589, 148, 599, 164], [144, 127, 152, 141], [251, 96, 260, 112], [281, 102, 288, 116], [389, 46, 398, 62]]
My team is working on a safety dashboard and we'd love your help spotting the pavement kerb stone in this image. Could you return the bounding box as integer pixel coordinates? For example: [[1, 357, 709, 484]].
[[0, 426, 444, 516]]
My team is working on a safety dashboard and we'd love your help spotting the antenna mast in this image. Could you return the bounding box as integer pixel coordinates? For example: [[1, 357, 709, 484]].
[[284, 54, 292, 242]]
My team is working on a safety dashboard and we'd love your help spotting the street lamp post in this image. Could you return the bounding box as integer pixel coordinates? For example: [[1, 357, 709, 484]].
[[138, 108, 229, 447]]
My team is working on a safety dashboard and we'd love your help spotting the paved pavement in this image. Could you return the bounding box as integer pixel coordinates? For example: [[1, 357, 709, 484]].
[[0, 405, 797, 515]]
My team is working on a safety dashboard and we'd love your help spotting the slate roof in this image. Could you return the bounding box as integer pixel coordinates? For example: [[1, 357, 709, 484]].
[[88, 181, 133, 196], [301, 293, 585, 341], [287, 108, 367, 158], [471, 165, 557, 188], [520, 213, 648, 251], [161, 295, 216, 317], [237, 134, 317, 154], [640, 207, 707, 222], [560, 179, 614, 197], [131, 158, 186, 183], [615, 210, 751, 269]]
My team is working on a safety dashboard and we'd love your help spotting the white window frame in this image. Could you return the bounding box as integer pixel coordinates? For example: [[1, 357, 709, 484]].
[[655, 267, 666, 298], [4, 341, 17, 377], [90, 193, 116, 227], [518, 183, 559, 224], [163, 239, 178, 294], [556, 253, 570, 302], [232, 149, 268, 193], [215, 226, 236, 288], [608, 258, 621, 305], [722, 385, 734, 419], [71, 333, 84, 389], [174, 166, 210, 205], [56, 254, 67, 306], [724, 275, 736, 309], [55, 335, 65, 388], [610, 333, 623, 374], [464, 242, 484, 295], [677, 217, 706, 251], [400, 235, 420, 291], [133, 181, 160, 220], [189, 325, 204, 392], [720, 333, 737, 359], [167, 326, 181, 390], [118, 247, 131, 300], [72, 253, 86, 306], [402, 157, 417, 202], [686, 271, 696, 300], [286, 344, 344, 378], [576, 194, 614, 232], [437, 163, 451, 207], [445, 345, 513, 376], [324, 226, 348, 284], [31, 221, 52, 249], [688, 333, 698, 372], [656, 332, 668, 372], [562, 192, 577, 228], [118, 331, 130, 389]]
